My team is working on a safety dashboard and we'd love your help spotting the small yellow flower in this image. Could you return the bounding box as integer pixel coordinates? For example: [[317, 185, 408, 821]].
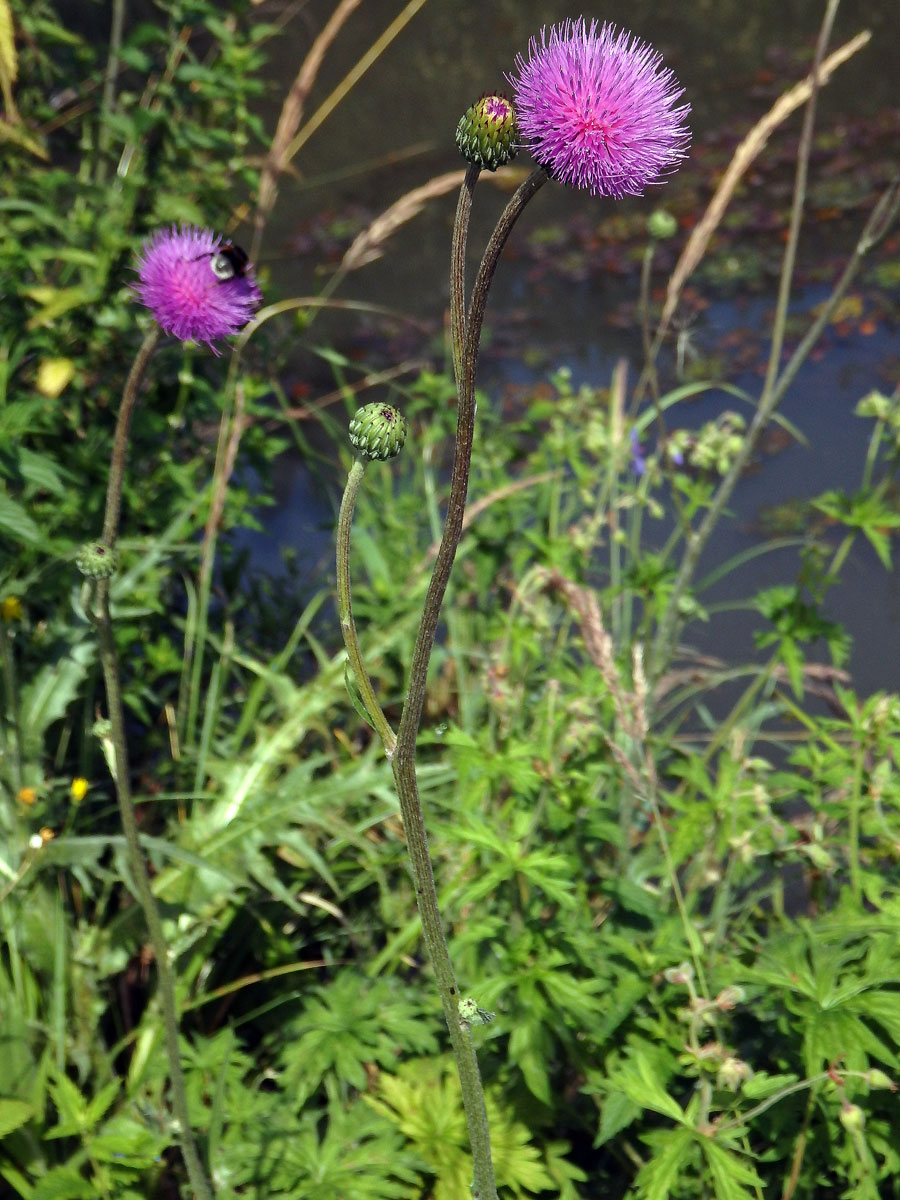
[[39, 827, 56, 844], [1, 596, 23, 621], [36, 357, 76, 398], [70, 777, 89, 803], [17, 786, 37, 806]]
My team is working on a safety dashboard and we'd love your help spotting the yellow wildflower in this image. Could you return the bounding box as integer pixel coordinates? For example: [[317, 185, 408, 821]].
[[17, 786, 37, 806], [70, 777, 89, 803], [1, 596, 23, 621]]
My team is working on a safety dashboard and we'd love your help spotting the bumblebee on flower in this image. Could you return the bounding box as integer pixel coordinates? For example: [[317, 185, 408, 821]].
[[134, 225, 262, 353]]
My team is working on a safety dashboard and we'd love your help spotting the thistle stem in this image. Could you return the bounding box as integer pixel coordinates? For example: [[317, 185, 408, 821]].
[[336, 458, 397, 754], [389, 165, 548, 1200], [90, 331, 213, 1200]]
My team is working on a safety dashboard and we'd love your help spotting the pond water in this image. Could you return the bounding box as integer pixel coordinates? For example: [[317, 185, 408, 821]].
[[238, 0, 899, 697]]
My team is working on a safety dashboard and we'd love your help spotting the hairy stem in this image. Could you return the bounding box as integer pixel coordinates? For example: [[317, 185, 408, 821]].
[[92, 331, 213, 1200], [387, 165, 547, 1200], [336, 458, 397, 754]]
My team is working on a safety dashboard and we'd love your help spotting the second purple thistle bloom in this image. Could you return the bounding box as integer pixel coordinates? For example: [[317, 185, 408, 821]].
[[134, 225, 262, 352], [509, 17, 690, 199]]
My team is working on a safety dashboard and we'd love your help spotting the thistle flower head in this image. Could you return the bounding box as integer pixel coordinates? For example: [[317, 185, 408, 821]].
[[134, 225, 261, 353], [348, 403, 408, 461], [509, 18, 690, 198]]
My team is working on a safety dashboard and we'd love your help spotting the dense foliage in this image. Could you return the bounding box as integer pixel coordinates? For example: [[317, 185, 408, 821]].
[[1, 2, 899, 1198]]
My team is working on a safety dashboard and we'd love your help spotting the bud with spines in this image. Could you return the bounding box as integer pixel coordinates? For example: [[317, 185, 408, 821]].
[[76, 541, 119, 579], [348, 403, 408, 461], [456, 94, 518, 171]]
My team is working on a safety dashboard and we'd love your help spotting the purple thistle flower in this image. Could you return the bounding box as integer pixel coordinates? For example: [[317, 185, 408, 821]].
[[134, 225, 262, 353], [509, 18, 690, 198]]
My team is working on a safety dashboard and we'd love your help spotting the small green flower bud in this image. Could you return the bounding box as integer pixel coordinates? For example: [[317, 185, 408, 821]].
[[717, 1056, 753, 1091], [456, 94, 518, 171], [839, 1103, 865, 1132], [348, 403, 408, 461], [76, 541, 119, 579], [647, 209, 678, 240], [715, 985, 746, 1011], [664, 961, 694, 986], [864, 1068, 896, 1091]]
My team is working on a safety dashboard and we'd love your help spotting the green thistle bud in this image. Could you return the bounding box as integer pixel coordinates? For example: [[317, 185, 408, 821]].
[[456, 94, 518, 171], [76, 541, 119, 579], [647, 209, 678, 240], [348, 403, 408, 461]]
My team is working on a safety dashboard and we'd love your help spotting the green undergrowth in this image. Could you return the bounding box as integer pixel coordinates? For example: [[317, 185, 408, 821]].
[[3, 1, 900, 1198]]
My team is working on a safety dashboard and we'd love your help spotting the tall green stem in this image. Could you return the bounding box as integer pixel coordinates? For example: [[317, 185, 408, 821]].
[[90, 330, 213, 1200], [338, 164, 547, 1199], [93, 588, 213, 1200], [387, 166, 547, 1200], [336, 459, 396, 754]]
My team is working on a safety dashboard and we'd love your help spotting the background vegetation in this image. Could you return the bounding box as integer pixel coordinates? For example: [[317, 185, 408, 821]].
[[1, 1, 899, 1198]]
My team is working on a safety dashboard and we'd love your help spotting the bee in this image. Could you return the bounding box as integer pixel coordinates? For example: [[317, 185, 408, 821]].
[[193, 242, 250, 283]]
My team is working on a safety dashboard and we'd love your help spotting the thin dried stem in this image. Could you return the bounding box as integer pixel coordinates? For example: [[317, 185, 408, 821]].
[[639, 27, 870, 392]]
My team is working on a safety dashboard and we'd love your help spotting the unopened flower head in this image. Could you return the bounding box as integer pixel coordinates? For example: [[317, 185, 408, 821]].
[[456, 94, 519, 171], [509, 18, 690, 198], [134, 226, 261, 353]]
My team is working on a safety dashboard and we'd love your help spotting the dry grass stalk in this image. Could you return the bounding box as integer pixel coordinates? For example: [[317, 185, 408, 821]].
[[341, 168, 528, 273], [258, 0, 362, 221], [660, 30, 871, 336], [341, 170, 467, 271]]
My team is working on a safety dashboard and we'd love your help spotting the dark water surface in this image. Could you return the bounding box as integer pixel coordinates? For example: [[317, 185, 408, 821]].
[[240, 0, 899, 696]]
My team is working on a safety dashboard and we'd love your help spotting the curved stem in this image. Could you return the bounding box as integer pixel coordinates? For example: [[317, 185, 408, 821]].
[[336, 459, 397, 754], [450, 164, 479, 383], [397, 166, 548, 757], [385, 165, 547, 1200], [94, 587, 213, 1200], [92, 330, 212, 1199]]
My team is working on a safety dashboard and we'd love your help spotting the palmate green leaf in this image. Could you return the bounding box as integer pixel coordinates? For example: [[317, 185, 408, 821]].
[[593, 1086, 641, 1147], [45, 1072, 89, 1137], [275, 972, 438, 1108], [847, 990, 900, 1048], [610, 1051, 687, 1125], [369, 1056, 564, 1200], [634, 1127, 697, 1200], [700, 1139, 765, 1200]]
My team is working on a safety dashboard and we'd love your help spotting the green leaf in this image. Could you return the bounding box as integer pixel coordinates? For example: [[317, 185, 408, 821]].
[[634, 1127, 696, 1200], [594, 1088, 641, 1147], [0, 1097, 34, 1138], [0, 491, 41, 544], [700, 1140, 765, 1200], [84, 1078, 120, 1127], [611, 1052, 686, 1124], [30, 1168, 95, 1200]]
